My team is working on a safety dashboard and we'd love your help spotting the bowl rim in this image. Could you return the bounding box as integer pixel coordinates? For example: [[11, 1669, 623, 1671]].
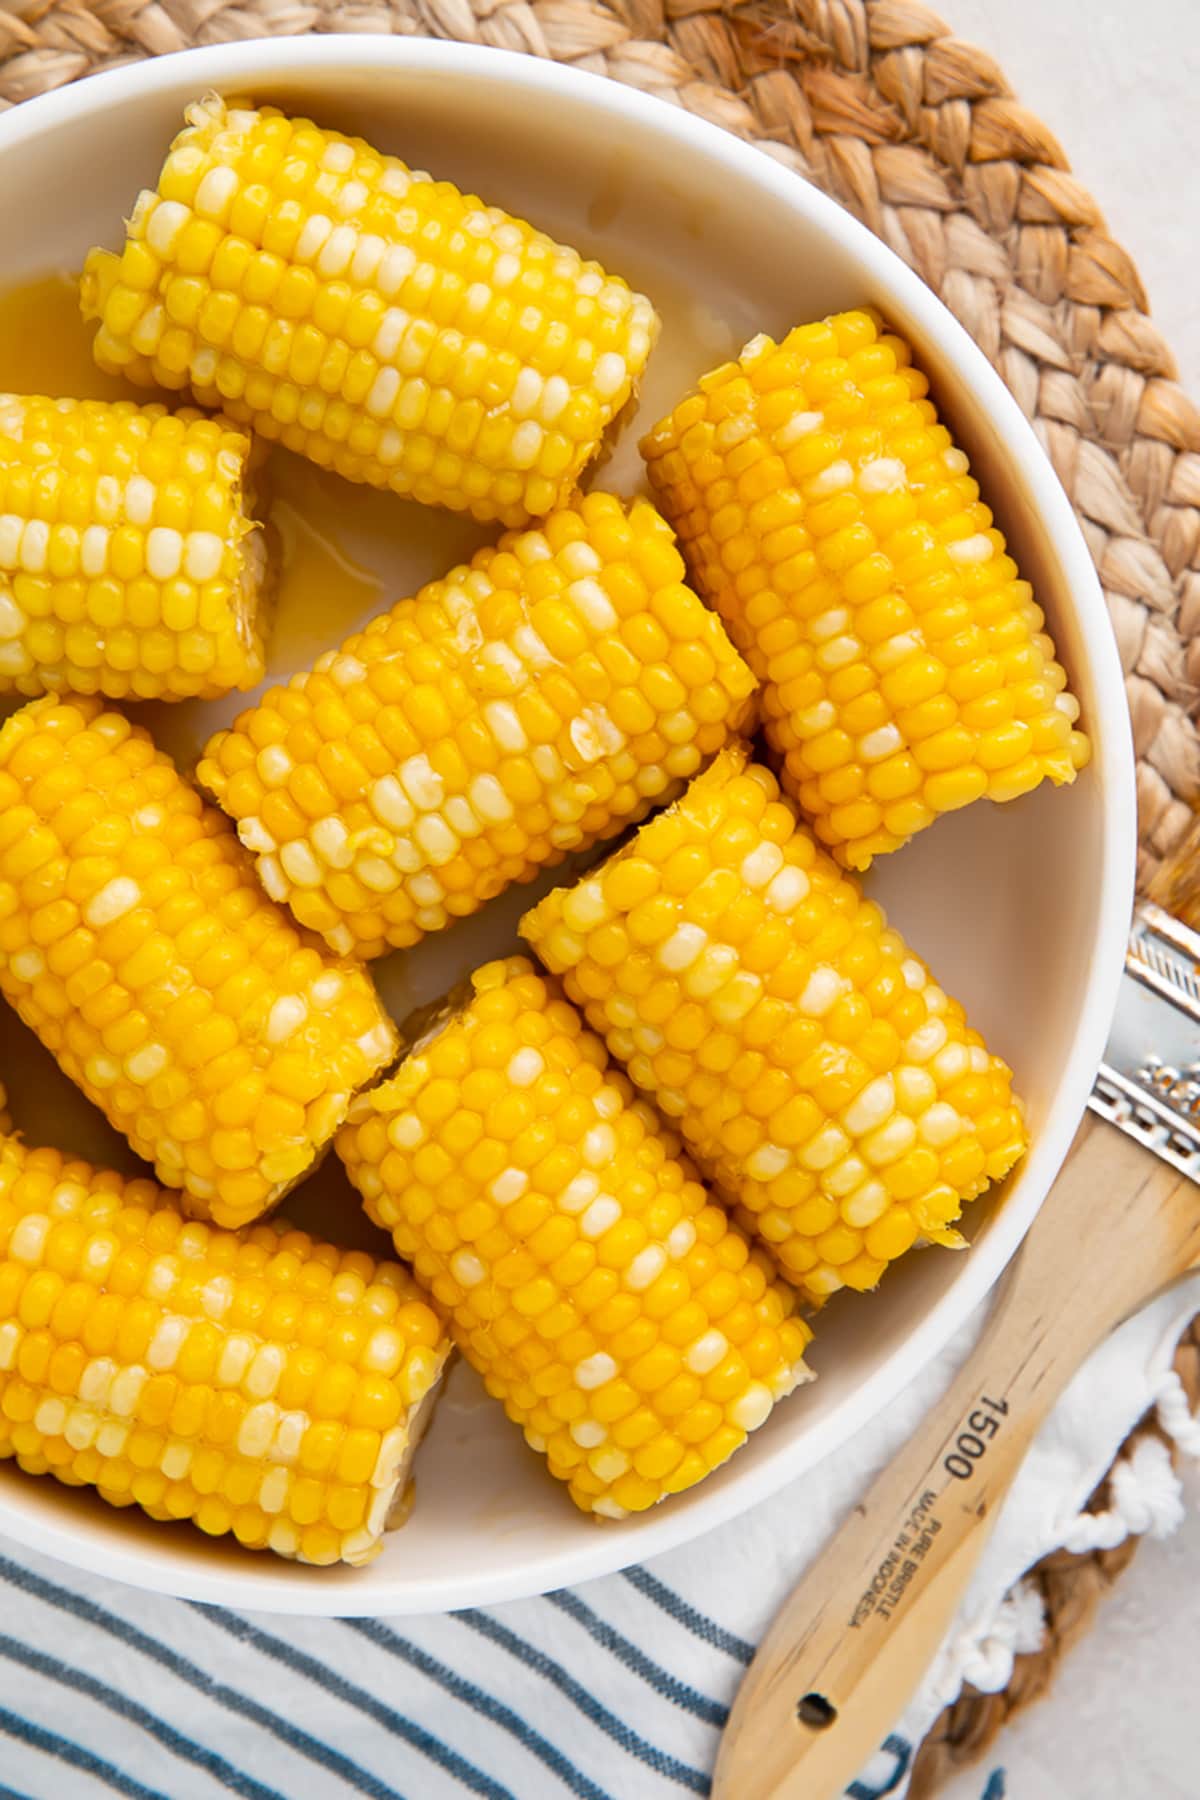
[[0, 33, 1137, 1614]]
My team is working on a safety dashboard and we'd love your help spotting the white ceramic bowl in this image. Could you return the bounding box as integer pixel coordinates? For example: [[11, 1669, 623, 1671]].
[[0, 36, 1135, 1614]]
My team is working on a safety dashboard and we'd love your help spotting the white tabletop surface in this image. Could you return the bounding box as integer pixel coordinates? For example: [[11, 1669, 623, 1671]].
[[939, 9, 1199, 1795]]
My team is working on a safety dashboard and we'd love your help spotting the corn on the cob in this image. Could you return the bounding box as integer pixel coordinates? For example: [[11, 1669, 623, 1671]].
[[0, 695, 397, 1229], [0, 396, 264, 702], [81, 97, 659, 530], [521, 746, 1027, 1301], [198, 493, 756, 960], [337, 957, 813, 1518], [641, 310, 1089, 869], [0, 1135, 450, 1563]]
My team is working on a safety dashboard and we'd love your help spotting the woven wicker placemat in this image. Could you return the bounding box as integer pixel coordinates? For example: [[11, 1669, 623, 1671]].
[[1, 0, 1197, 1787]]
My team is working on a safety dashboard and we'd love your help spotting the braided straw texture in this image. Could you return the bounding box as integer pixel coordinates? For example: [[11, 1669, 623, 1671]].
[[0, 0, 1196, 1784]]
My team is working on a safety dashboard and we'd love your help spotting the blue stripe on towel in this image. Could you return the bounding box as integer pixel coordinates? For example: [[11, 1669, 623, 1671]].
[[0, 1633, 287, 1800], [548, 1590, 728, 1725], [348, 1619, 612, 1800], [847, 1733, 911, 1799], [620, 1569, 755, 1665], [0, 1556, 403, 1800], [0, 1703, 169, 1800], [201, 1607, 512, 1800], [456, 1608, 712, 1794]]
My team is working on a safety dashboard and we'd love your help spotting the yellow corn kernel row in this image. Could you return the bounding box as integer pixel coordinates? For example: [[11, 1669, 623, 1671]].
[[337, 957, 813, 1520], [642, 310, 1089, 870], [0, 696, 397, 1229], [198, 493, 757, 960], [0, 397, 265, 703], [0, 1137, 450, 1563], [522, 746, 1027, 1301], [82, 97, 659, 529]]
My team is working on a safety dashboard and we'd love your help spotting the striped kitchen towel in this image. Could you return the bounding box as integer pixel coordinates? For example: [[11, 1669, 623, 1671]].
[[2, 1278, 1198, 1800]]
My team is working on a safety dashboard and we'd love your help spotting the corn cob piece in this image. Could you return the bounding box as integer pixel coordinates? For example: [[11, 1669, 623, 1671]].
[[198, 492, 756, 960], [0, 1135, 450, 1563], [0, 396, 265, 703], [337, 957, 813, 1518], [0, 695, 397, 1229], [641, 310, 1089, 869], [521, 746, 1027, 1301], [81, 97, 659, 530]]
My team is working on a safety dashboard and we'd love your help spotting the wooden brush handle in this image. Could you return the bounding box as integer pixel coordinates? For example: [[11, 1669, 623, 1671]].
[[714, 1116, 1200, 1800]]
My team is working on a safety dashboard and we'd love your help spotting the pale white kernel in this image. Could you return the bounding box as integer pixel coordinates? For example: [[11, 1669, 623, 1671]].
[[860, 724, 905, 763], [943, 447, 970, 474], [568, 578, 618, 631], [659, 923, 707, 972], [280, 841, 323, 889], [493, 251, 521, 289], [0, 516, 20, 564], [896, 1066, 938, 1110], [731, 1384, 774, 1431], [145, 527, 182, 581], [369, 774, 415, 831], [388, 1113, 425, 1151], [146, 199, 189, 255], [317, 224, 356, 277], [181, 531, 222, 582], [237, 1402, 278, 1460], [710, 971, 762, 1023], [857, 456, 907, 494], [741, 844, 785, 888], [64, 1406, 101, 1452], [685, 1330, 729, 1375], [905, 1019, 949, 1063], [109, 1367, 146, 1417], [560, 1173, 600, 1214], [397, 753, 443, 810], [201, 1276, 233, 1320], [77, 525, 110, 578], [918, 1102, 963, 1148], [468, 773, 513, 824], [195, 164, 238, 220], [322, 140, 355, 173], [562, 880, 607, 931], [666, 1221, 697, 1258], [843, 1179, 891, 1228], [844, 1074, 896, 1137], [274, 1412, 308, 1465], [257, 856, 287, 902], [95, 1422, 130, 1458], [684, 945, 741, 999], [574, 1352, 617, 1391], [800, 1123, 851, 1171], [85, 1055, 120, 1088], [0, 1322, 20, 1371], [490, 1168, 529, 1206], [507, 1048, 545, 1088], [238, 818, 276, 855], [408, 871, 445, 906], [451, 1250, 486, 1288], [593, 352, 628, 399], [931, 1043, 969, 1084], [331, 655, 366, 689], [776, 410, 823, 446], [625, 1246, 667, 1291], [85, 877, 140, 927], [367, 366, 401, 419], [78, 1357, 115, 1404], [10, 1215, 49, 1264], [570, 1420, 608, 1448], [946, 534, 994, 565], [10, 948, 44, 982], [765, 867, 809, 912], [257, 745, 293, 786], [217, 1336, 254, 1387], [0, 592, 25, 640], [34, 1398, 66, 1437], [357, 855, 400, 893], [589, 1448, 631, 1483], [580, 1195, 621, 1238], [799, 967, 847, 1016], [126, 1042, 168, 1084], [378, 244, 417, 296], [862, 1114, 918, 1165], [246, 1344, 286, 1399], [540, 375, 571, 423], [811, 458, 854, 495], [969, 1046, 991, 1074], [824, 1155, 869, 1197], [592, 1497, 628, 1519], [312, 816, 353, 868], [745, 1143, 791, 1181], [583, 1124, 617, 1168], [147, 1316, 187, 1370]]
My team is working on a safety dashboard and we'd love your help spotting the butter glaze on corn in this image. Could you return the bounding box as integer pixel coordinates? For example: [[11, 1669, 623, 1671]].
[[337, 957, 812, 1518], [0, 696, 396, 1229], [198, 493, 756, 960], [0, 396, 264, 702], [641, 311, 1089, 869], [522, 746, 1027, 1300], [82, 97, 660, 529], [0, 1137, 449, 1563]]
